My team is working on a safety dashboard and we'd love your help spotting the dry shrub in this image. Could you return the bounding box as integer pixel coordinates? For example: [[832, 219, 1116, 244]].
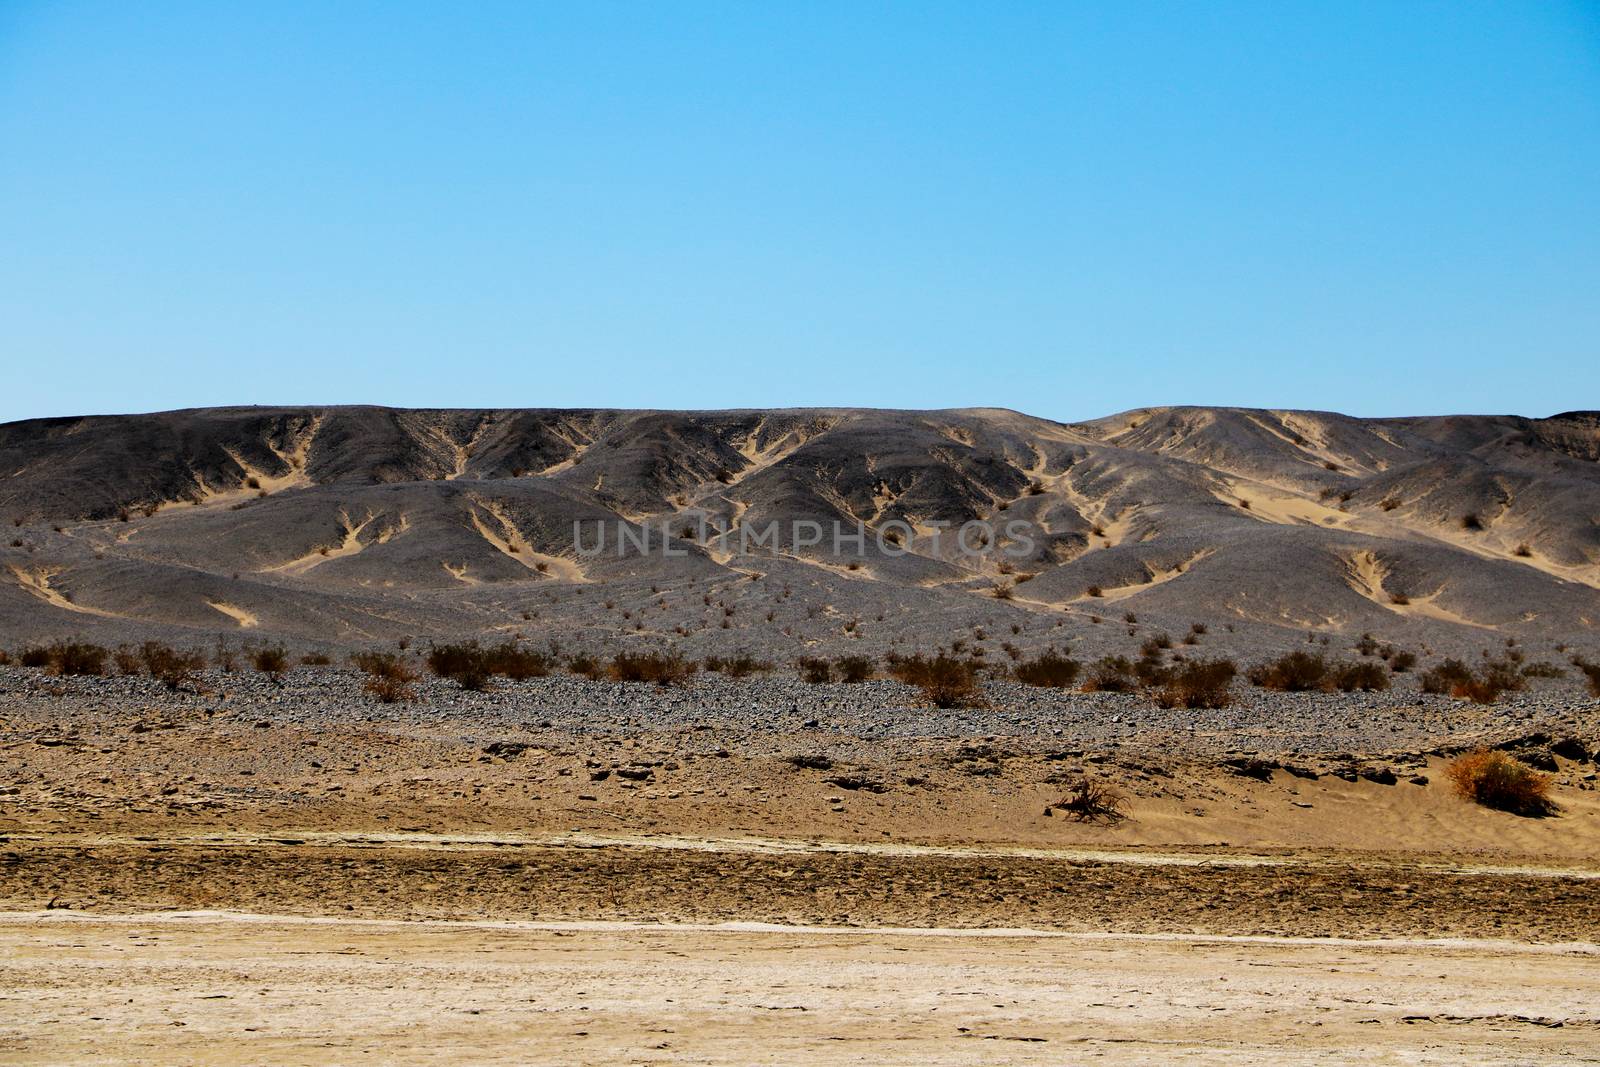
[[113, 646, 143, 676], [26, 641, 109, 677], [1081, 656, 1137, 693], [608, 650, 696, 686], [888, 652, 981, 708], [300, 652, 333, 666], [140, 641, 206, 691], [1519, 661, 1565, 680], [1014, 650, 1081, 688], [566, 653, 605, 680], [835, 655, 875, 683], [796, 656, 833, 684], [1331, 660, 1390, 692], [1387, 649, 1417, 673], [1424, 657, 1524, 704], [1050, 778, 1128, 823], [1420, 658, 1474, 694], [1513, 543, 1533, 558], [1248, 651, 1328, 692], [426, 641, 493, 690], [481, 641, 553, 680], [704, 652, 773, 678], [1085, 584, 1104, 598], [353, 651, 419, 703], [251, 646, 290, 678], [1573, 657, 1600, 698], [1447, 749, 1556, 816], [1155, 658, 1237, 709]]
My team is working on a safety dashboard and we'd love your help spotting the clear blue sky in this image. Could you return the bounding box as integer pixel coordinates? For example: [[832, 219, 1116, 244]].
[[2, 2, 1597, 424]]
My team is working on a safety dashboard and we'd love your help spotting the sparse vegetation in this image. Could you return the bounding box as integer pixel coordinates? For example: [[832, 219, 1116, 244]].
[[1248, 651, 1329, 692], [1513, 543, 1533, 558], [1447, 749, 1555, 816], [1154, 658, 1237, 709], [835, 655, 874, 683], [1081, 656, 1137, 693], [608, 650, 696, 686], [1330, 660, 1389, 692], [1421, 657, 1524, 704], [1571, 657, 1600, 697], [1461, 513, 1482, 530], [20, 641, 109, 677], [796, 656, 833, 683], [703, 652, 773, 678], [887, 652, 981, 708], [565, 653, 604, 680], [1085, 584, 1104, 598], [1049, 778, 1127, 823], [1013, 650, 1080, 688], [353, 651, 419, 703], [139, 641, 207, 691], [250, 646, 290, 678]]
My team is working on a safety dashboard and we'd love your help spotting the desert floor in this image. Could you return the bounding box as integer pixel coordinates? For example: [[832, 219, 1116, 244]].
[[2, 675, 1598, 1063]]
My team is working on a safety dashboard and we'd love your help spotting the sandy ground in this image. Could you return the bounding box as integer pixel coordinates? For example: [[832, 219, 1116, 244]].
[[3, 699, 1599, 1062], [2, 912, 1597, 1065]]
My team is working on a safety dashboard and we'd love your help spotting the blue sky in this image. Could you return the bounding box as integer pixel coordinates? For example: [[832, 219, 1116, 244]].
[[2, 1, 1597, 424]]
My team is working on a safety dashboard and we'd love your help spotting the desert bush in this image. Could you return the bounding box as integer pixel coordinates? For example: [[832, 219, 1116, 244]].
[[566, 653, 604, 680], [1330, 660, 1389, 692], [1013, 650, 1081, 688], [608, 650, 696, 686], [0, 650, 9, 666], [1386, 650, 1417, 673], [481, 641, 553, 680], [427, 642, 493, 690], [300, 652, 333, 666], [1420, 657, 1474, 694], [1081, 656, 1137, 693], [1514, 543, 1533, 558], [1461, 513, 1482, 530], [1446, 749, 1555, 816], [251, 646, 290, 678], [991, 581, 1014, 600], [1154, 658, 1237, 709], [795, 656, 833, 684], [703, 652, 773, 678], [835, 655, 874, 683], [28, 641, 110, 677], [1422, 657, 1523, 703], [137, 641, 206, 690], [1573, 657, 1600, 697], [887, 652, 981, 708], [113, 646, 143, 675], [1248, 651, 1329, 692], [1085, 584, 1104, 598], [353, 651, 420, 703], [1519, 661, 1565, 680], [1049, 778, 1127, 823]]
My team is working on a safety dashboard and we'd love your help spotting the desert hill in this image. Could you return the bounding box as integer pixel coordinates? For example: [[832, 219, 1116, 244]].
[[2, 405, 1597, 656]]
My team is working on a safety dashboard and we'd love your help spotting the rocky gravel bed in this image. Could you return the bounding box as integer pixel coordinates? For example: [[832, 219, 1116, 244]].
[[3, 665, 1597, 763]]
